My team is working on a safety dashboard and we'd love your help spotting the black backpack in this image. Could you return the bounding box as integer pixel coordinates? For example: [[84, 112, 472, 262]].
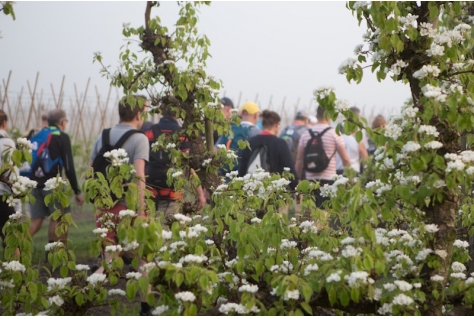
[[246, 144, 270, 174], [303, 127, 335, 173], [91, 128, 142, 200], [145, 124, 175, 190]]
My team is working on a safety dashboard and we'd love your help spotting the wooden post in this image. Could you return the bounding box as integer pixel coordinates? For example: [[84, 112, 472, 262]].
[[1, 71, 12, 119], [237, 91, 242, 109], [58, 75, 65, 109], [25, 72, 40, 132]]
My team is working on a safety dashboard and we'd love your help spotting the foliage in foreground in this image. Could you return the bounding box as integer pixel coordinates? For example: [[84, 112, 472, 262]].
[[2, 1, 474, 316]]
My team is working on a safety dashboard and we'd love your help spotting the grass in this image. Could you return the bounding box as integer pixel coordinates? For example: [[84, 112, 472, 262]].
[[0, 204, 97, 265]]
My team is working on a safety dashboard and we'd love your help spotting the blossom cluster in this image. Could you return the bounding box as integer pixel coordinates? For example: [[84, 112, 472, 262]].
[[43, 176, 68, 191], [103, 148, 129, 167]]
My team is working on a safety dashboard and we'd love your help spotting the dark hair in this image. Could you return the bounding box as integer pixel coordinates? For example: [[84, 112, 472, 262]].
[[261, 110, 280, 129], [48, 109, 67, 126], [372, 115, 386, 130], [119, 95, 148, 122], [161, 104, 178, 118], [349, 106, 360, 116], [0, 110, 7, 127], [316, 106, 326, 120]]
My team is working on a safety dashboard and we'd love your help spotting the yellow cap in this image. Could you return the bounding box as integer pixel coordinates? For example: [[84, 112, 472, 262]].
[[240, 101, 260, 115]]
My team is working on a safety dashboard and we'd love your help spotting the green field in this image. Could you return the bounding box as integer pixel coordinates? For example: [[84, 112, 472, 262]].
[[0, 205, 97, 265]]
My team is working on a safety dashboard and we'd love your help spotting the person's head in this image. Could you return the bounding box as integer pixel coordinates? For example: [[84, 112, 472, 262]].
[[0, 110, 8, 130], [349, 106, 361, 118], [48, 109, 68, 131], [316, 106, 329, 123], [240, 101, 260, 124], [372, 115, 387, 130], [161, 105, 178, 118], [221, 97, 234, 120], [294, 109, 309, 125], [41, 113, 49, 127], [261, 110, 281, 135], [118, 95, 149, 129]]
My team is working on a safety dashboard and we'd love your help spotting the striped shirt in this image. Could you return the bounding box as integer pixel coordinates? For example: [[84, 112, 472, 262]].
[[295, 123, 345, 180]]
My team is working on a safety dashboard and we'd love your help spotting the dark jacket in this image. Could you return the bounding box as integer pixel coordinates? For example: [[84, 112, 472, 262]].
[[238, 132, 298, 190]]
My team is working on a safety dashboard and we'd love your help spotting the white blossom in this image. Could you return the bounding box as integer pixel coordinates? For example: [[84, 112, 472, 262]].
[[421, 84, 446, 102], [238, 284, 258, 294], [108, 289, 126, 296], [394, 280, 413, 292], [44, 242, 64, 252], [430, 274, 444, 282], [418, 125, 439, 137], [314, 85, 335, 99], [48, 295, 64, 307], [118, 209, 136, 219], [413, 65, 441, 79], [451, 272, 467, 280], [452, 261, 467, 273], [47, 277, 72, 291], [338, 58, 357, 74], [326, 272, 341, 283], [425, 141, 443, 150], [2, 261, 26, 273], [453, 239, 469, 249], [86, 273, 107, 286], [103, 148, 129, 167], [175, 291, 196, 302], [335, 99, 350, 112], [75, 264, 90, 271], [392, 293, 414, 306], [402, 141, 421, 153], [424, 224, 439, 233], [16, 137, 33, 152], [284, 289, 300, 300], [152, 305, 169, 315], [391, 60, 408, 75], [419, 22, 436, 37], [126, 272, 142, 280]]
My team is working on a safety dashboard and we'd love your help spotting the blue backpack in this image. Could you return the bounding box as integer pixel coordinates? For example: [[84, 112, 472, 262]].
[[20, 127, 63, 179]]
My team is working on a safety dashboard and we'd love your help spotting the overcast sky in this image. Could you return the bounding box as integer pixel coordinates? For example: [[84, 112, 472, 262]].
[[0, 1, 410, 120]]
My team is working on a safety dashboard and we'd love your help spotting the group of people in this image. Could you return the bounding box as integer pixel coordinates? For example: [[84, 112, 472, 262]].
[[216, 98, 386, 210], [0, 95, 387, 315]]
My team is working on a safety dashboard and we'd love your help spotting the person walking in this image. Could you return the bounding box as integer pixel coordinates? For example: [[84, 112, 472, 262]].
[[89, 95, 151, 315], [295, 106, 351, 210], [215, 101, 261, 175], [239, 110, 298, 190], [0, 110, 19, 247], [144, 105, 206, 226], [28, 109, 84, 245]]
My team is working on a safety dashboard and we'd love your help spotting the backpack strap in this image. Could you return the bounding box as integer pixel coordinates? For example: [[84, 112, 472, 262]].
[[319, 127, 337, 160], [114, 129, 143, 148], [101, 128, 112, 147]]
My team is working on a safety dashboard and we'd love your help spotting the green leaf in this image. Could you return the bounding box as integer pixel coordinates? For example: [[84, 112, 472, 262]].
[[328, 287, 337, 306], [199, 275, 209, 290], [295, 309, 304, 316], [300, 302, 313, 315], [60, 265, 68, 277], [175, 272, 184, 287], [351, 287, 360, 302], [75, 293, 84, 306], [28, 282, 38, 300], [340, 289, 350, 307]]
